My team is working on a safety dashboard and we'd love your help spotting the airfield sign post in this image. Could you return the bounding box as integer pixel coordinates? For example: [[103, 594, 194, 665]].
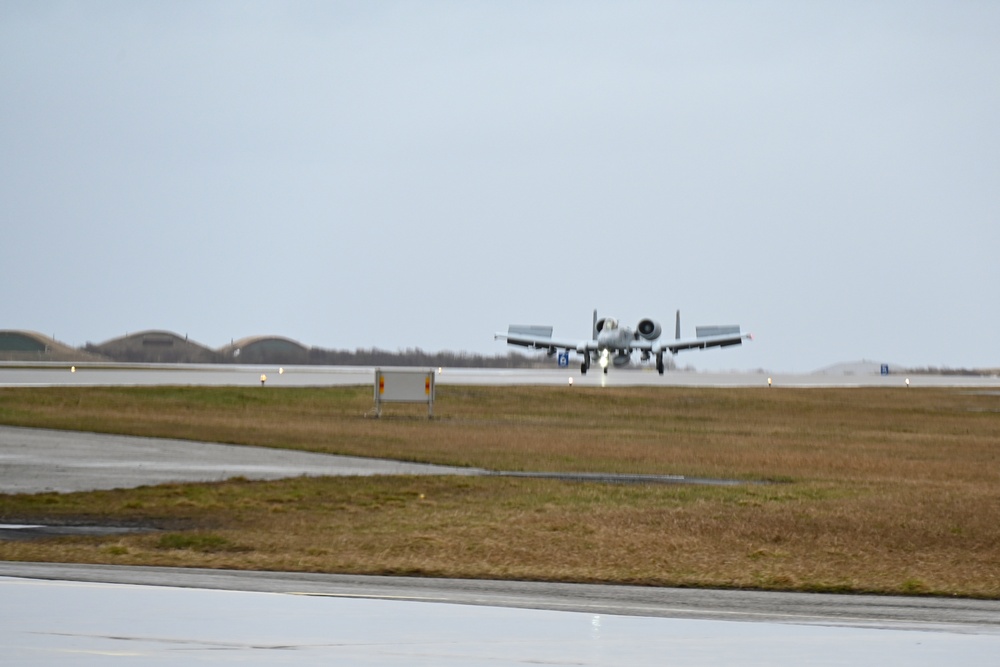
[[373, 368, 436, 418]]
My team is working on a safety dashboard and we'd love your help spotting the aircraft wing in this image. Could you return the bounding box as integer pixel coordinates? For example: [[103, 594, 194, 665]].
[[624, 326, 749, 353], [495, 325, 594, 353], [660, 325, 750, 354], [662, 332, 749, 353]]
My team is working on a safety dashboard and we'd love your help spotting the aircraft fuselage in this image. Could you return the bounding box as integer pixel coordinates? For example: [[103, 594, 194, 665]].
[[596, 326, 634, 351]]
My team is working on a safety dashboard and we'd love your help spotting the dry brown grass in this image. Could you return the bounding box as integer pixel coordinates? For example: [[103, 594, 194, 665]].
[[1, 385, 999, 597]]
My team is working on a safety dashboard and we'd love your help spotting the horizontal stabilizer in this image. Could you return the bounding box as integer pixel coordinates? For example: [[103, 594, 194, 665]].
[[696, 325, 741, 338], [508, 325, 553, 338]]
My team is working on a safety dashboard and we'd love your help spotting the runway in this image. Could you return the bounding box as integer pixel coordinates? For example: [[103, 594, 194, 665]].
[[4, 361, 1000, 388]]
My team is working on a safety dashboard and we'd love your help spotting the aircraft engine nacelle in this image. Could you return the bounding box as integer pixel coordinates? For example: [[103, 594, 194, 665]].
[[595, 318, 609, 333], [636, 318, 662, 340]]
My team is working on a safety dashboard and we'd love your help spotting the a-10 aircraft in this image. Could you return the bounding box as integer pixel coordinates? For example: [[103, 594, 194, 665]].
[[496, 310, 750, 375]]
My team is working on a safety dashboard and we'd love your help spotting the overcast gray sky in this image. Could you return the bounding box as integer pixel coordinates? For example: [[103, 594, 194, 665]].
[[2, 1, 998, 373]]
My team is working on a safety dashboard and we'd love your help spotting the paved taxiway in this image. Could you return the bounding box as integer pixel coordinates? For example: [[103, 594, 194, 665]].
[[5, 562, 1000, 630], [0, 425, 479, 495], [2, 563, 999, 666]]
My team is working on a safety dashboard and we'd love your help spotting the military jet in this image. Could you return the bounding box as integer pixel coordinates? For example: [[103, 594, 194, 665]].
[[496, 310, 750, 375]]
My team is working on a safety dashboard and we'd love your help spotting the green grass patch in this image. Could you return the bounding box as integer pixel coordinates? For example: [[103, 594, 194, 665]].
[[155, 533, 249, 553]]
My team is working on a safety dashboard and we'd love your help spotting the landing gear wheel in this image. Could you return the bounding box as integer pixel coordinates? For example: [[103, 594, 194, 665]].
[[580, 363, 588, 375]]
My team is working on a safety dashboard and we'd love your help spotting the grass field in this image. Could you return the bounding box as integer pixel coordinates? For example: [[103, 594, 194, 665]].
[[0, 385, 998, 597]]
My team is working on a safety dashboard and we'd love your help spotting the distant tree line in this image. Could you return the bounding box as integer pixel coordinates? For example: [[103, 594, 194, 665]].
[[906, 366, 1000, 377], [303, 347, 550, 369], [80, 341, 553, 368], [230, 346, 559, 368]]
